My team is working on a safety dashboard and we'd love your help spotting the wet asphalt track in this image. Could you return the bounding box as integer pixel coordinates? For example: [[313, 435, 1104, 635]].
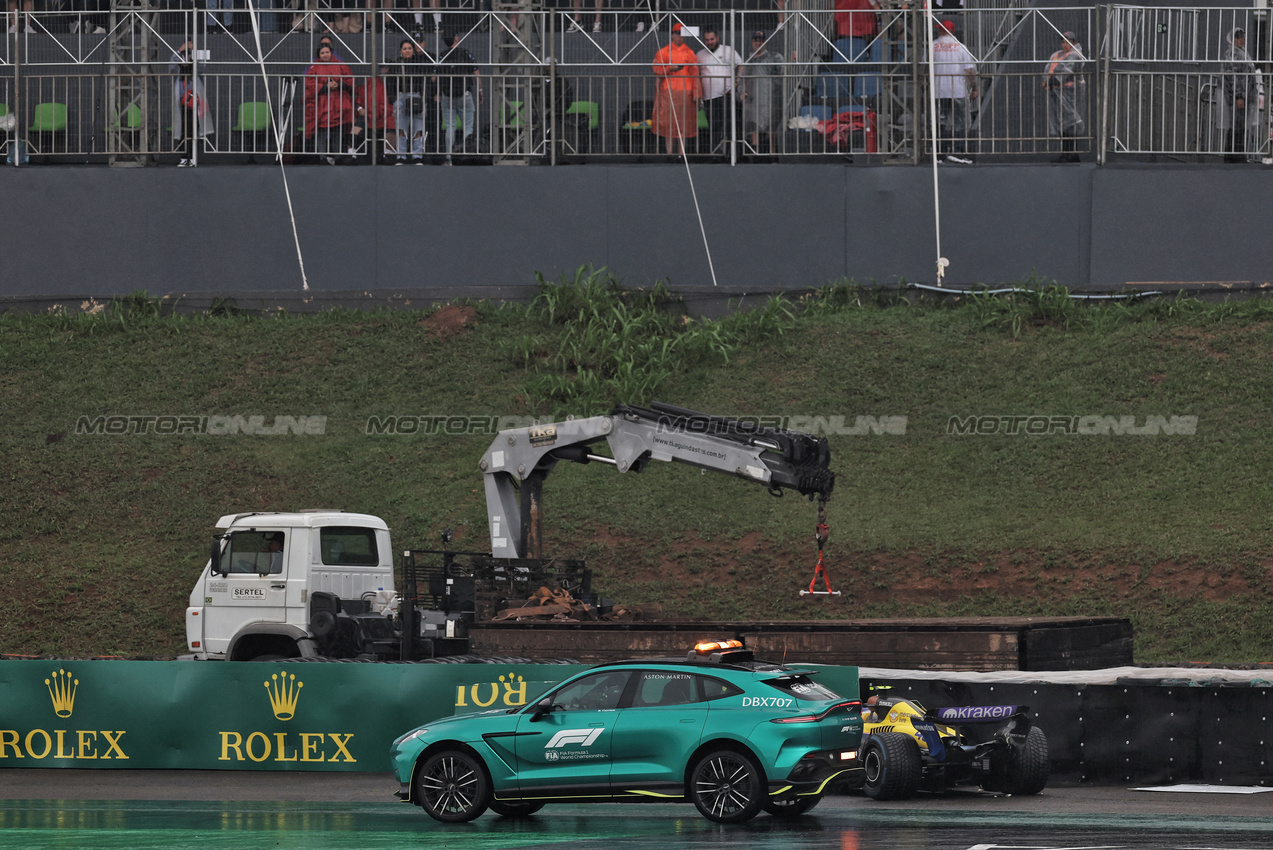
[[2, 771, 1272, 850]]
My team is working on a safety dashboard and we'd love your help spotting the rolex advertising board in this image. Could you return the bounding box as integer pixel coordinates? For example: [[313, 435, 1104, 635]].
[[0, 661, 587, 770]]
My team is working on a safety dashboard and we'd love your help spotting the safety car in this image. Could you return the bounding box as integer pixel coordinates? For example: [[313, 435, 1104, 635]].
[[390, 640, 863, 823]]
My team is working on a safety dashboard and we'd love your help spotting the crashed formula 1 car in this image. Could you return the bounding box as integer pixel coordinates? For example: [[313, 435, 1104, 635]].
[[851, 694, 1049, 799]]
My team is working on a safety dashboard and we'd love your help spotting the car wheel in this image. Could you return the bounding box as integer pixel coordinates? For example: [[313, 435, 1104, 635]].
[[414, 748, 491, 822], [488, 799, 546, 817], [690, 748, 765, 824], [1003, 727, 1049, 795], [861, 732, 922, 801], [761, 794, 821, 817]]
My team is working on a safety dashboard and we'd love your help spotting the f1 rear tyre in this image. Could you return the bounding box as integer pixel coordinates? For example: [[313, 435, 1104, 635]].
[[862, 732, 922, 801], [690, 748, 765, 823], [1004, 726, 1049, 795], [415, 748, 491, 822]]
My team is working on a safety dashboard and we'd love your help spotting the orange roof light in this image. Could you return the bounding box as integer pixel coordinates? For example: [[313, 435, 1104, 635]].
[[693, 639, 744, 654]]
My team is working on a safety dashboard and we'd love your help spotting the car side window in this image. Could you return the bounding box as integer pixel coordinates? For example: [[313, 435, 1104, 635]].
[[631, 671, 699, 707], [698, 675, 743, 703], [551, 671, 631, 712]]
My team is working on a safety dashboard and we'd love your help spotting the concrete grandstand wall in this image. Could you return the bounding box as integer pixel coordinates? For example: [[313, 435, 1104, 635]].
[[3, 163, 1271, 299]]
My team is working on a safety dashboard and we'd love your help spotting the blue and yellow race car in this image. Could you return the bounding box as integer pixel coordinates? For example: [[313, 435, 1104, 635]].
[[855, 691, 1049, 799], [390, 640, 864, 823]]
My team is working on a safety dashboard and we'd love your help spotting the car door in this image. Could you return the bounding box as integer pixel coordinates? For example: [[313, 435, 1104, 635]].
[[512, 670, 631, 799], [608, 670, 708, 797]]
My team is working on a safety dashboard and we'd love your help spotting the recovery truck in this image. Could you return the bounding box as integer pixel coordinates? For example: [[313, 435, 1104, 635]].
[[185, 402, 835, 662]]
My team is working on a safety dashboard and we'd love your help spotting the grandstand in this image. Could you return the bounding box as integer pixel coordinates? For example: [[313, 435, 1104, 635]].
[[1, 1, 1271, 298]]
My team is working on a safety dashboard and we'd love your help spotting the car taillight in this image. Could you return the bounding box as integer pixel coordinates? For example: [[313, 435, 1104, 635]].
[[770, 699, 861, 723]]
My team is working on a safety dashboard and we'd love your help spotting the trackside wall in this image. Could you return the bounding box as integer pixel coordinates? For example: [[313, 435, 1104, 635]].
[[3, 165, 1273, 298]]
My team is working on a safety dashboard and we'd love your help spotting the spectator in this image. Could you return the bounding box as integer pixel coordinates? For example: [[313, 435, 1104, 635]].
[[437, 31, 480, 165], [207, 0, 232, 31], [1220, 27, 1263, 164], [569, 0, 603, 34], [6, 0, 32, 32], [695, 25, 742, 158], [170, 41, 214, 167], [358, 65, 397, 164], [1044, 30, 1085, 163], [318, 34, 347, 64], [387, 39, 431, 165], [933, 19, 976, 164], [304, 43, 359, 163], [834, 0, 879, 44], [740, 30, 782, 157], [651, 22, 700, 157]]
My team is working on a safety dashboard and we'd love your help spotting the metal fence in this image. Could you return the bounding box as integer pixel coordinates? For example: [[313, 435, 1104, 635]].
[[0, 4, 1266, 165]]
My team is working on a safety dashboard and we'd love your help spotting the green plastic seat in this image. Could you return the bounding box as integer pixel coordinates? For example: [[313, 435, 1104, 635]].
[[231, 101, 271, 132], [29, 102, 67, 133], [564, 100, 599, 130], [109, 103, 143, 130], [501, 99, 526, 127]]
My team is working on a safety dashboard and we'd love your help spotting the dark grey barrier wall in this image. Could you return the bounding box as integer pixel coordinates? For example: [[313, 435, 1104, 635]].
[[2, 164, 1271, 299], [873, 678, 1273, 786]]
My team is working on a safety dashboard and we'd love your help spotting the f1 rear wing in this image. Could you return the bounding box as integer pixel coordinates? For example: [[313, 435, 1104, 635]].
[[926, 705, 1031, 724]]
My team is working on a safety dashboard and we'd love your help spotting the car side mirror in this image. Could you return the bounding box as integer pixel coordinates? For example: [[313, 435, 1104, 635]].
[[530, 697, 554, 721]]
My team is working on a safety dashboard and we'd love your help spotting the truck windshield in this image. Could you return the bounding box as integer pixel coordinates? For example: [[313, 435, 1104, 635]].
[[222, 531, 286, 574]]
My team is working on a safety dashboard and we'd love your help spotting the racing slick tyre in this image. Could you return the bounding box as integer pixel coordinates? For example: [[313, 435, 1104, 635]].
[[488, 799, 546, 817], [1003, 726, 1049, 795], [861, 732, 922, 801], [690, 748, 766, 823], [415, 748, 492, 822], [761, 794, 822, 817]]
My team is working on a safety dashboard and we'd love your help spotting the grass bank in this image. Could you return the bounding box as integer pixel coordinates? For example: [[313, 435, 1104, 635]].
[[2, 276, 1272, 664]]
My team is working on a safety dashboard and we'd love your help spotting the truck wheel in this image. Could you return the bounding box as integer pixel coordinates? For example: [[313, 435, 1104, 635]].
[[862, 732, 922, 801], [414, 748, 491, 822], [488, 799, 545, 817], [1003, 727, 1049, 795], [762, 794, 821, 817], [689, 748, 764, 823]]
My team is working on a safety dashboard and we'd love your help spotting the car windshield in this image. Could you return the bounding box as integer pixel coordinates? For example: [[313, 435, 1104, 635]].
[[764, 674, 841, 701]]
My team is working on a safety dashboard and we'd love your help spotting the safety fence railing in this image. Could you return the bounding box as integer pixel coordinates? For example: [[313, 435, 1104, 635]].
[[1106, 5, 1270, 161], [0, 5, 1266, 165]]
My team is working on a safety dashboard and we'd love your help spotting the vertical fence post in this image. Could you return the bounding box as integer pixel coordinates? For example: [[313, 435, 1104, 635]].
[[910, 3, 919, 166], [1098, 3, 1108, 165], [12, 18, 21, 166]]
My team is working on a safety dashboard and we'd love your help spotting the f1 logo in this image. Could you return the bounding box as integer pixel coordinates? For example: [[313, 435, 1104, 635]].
[[545, 728, 603, 749]]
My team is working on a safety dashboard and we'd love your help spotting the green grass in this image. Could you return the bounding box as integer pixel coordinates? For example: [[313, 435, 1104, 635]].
[[3, 280, 1273, 664]]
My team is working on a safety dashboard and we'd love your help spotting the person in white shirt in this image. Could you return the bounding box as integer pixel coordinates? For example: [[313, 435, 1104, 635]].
[[933, 18, 977, 163], [696, 26, 743, 158]]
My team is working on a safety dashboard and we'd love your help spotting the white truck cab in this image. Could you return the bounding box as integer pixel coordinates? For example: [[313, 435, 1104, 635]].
[[185, 510, 393, 661]]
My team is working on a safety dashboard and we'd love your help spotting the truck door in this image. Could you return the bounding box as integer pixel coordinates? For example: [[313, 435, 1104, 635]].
[[201, 530, 290, 656], [512, 670, 630, 799]]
